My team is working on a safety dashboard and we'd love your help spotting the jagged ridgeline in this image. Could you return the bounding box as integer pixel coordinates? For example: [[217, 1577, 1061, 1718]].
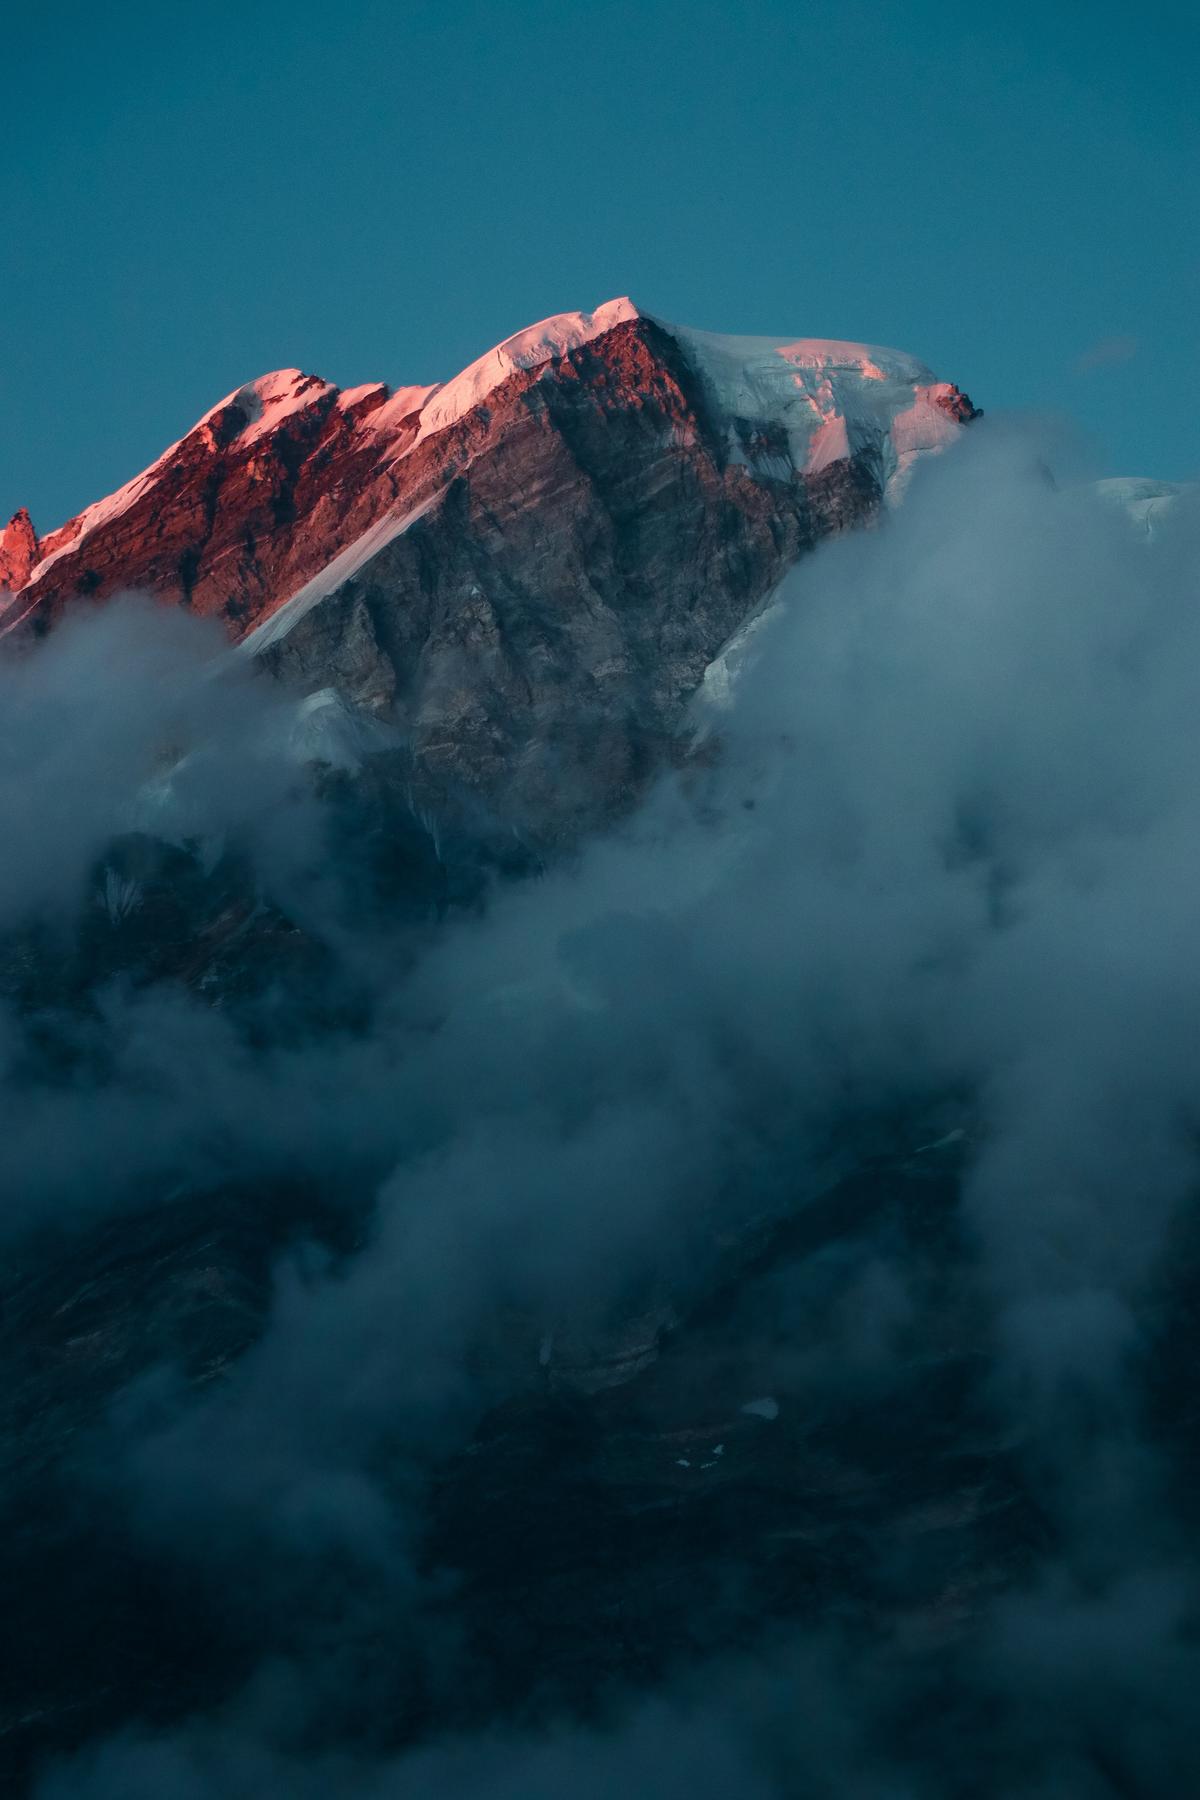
[[1, 301, 978, 846]]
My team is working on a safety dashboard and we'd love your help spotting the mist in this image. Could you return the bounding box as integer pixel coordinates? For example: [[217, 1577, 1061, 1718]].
[[6, 422, 1200, 1796]]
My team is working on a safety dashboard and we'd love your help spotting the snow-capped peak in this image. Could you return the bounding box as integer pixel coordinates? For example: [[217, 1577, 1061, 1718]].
[[403, 297, 641, 452], [649, 315, 969, 501], [6, 296, 977, 626], [198, 369, 337, 447]]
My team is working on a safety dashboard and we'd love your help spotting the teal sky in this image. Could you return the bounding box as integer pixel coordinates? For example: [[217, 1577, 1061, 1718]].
[[3, 0, 1197, 530]]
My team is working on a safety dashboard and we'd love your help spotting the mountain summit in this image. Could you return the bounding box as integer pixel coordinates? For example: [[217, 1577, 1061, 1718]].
[[2, 301, 979, 836]]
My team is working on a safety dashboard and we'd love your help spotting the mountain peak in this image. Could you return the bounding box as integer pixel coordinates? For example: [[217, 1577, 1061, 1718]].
[[3, 297, 979, 658], [648, 314, 978, 498], [196, 369, 337, 451], [403, 297, 642, 450], [0, 295, 985, 843]]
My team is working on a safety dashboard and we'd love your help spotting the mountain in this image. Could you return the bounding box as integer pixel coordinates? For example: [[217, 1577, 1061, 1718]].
[[0, 304, 998, 1793], [1, 300, 978, 841], [6, 303, 1200, 1796]]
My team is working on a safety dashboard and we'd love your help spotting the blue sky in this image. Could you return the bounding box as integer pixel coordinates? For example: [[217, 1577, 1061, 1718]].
[[3, 0, 1197, 528]]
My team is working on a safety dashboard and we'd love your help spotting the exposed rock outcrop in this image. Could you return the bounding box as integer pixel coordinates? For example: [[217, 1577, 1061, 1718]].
[[0, 507, 38, 594]]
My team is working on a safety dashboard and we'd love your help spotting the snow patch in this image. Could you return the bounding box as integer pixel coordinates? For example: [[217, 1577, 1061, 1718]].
[[100, 870, 142, 924], [884, 385, 965, 500], [286, 688, 399, 769], [406, 297, 640, 452], [1095, 477, 1193, 536], [337, 382, 388, 411], [650, 314, 963, 500], [362, 383, 439, 438], [692, 596, 786, 728], [915, 1127, 968, 1155], [741, 1397, 780, 1421], [805, 412, 852, 474], [211, 369, 335, 448]]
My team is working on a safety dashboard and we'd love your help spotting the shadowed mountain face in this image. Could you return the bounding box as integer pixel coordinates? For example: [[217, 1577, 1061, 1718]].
[[8, 303, 1200, 1798]]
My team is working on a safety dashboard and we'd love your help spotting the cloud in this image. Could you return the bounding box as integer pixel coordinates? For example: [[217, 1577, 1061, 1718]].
[[1073, 334, 1139, 373], [5, 424, 1200, 1795]]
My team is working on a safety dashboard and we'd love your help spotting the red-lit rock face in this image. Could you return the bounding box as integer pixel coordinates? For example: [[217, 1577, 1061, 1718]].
[[8, 374, 407, 633], [0, 508, 39, 593]]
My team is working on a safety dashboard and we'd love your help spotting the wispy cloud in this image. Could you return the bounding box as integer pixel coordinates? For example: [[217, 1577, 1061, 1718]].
[[1074, 333, 1139, 373]]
